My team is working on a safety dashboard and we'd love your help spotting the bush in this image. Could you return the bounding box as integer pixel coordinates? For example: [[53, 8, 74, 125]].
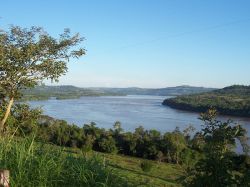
[[96, 135, 117, 153], [140, 160, 153, 172]]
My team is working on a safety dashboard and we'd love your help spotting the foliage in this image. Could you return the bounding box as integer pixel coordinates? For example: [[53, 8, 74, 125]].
[[8, 103, 42, 135], [162, 128, 187, 164], [185, 109, 250, 186], [96, 133, 118, 153], [0, 25, 85, 131]]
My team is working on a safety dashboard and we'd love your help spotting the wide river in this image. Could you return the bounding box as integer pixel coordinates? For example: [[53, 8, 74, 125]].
[[29, 95, 250, 138]]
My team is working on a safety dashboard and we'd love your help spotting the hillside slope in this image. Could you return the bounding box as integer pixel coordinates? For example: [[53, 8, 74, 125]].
[[162, 85, 250, 117]]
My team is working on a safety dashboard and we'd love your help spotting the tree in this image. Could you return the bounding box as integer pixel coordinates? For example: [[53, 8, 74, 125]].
[[96, 134, 117, 153], [191, 132, 205, 151], [119, 132, 137, 155], [156, 151, 164, 162], [162, 131, 186, 164], [0, 26, 85, 132]]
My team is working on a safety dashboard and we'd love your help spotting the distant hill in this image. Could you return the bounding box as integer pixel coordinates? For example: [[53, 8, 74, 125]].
[[21, 85, 123, 101], [89, 86, 215, 96], [162, 85, 250, 117], [21, 85, 215, 101]]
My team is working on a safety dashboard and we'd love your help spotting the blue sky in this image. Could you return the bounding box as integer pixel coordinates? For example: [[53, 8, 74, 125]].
[[0, 0, 250, 88]]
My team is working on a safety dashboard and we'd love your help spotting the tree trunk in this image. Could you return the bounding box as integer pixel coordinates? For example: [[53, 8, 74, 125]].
[[0, 97, 14, 133]]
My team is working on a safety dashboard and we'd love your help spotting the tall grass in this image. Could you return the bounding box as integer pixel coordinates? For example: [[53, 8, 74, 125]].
[[0, 135, 129, 187]]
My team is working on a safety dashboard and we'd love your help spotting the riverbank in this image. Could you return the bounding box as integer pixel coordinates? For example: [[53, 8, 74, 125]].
[[162, 85, 250, 118]]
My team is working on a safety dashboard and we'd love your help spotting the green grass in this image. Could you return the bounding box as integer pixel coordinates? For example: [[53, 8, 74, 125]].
[[0, 136, 129, 187], [0, 136, 183, 187], [62, 147, 184, 187], [102, 153, 183, 186]]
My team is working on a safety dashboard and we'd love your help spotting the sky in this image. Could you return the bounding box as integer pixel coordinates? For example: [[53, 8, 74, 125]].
[[0, 0, 250, 88]]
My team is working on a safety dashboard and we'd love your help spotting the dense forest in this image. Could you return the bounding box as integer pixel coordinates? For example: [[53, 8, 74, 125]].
[[21, 85, 215, 101], [163, 85, 250, 117]]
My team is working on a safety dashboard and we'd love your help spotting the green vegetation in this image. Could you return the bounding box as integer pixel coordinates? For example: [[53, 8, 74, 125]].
[[163, 85, 250, 117], [0, 134, 185, 186], [0, 25, 85, 132], [95, 152, 183, 186], [140, 160, 153, 172], [0, 136, 128, 187], [2, 103, 249, 186], [184, 109, 250, 186]]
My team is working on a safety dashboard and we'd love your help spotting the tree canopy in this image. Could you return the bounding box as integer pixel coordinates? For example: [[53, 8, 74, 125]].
[[0, 26, 85, 131]]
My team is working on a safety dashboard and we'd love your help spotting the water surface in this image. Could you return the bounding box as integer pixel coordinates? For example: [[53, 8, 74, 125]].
[[29, 95, 250, 137]]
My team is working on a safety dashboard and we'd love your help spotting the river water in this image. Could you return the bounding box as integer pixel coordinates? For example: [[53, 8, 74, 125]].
[[28, 95, 250, 139]]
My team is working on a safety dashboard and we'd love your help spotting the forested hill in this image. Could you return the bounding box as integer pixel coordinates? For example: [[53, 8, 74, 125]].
[[162, 85, 250, 117], [21, 85, 215, 100]]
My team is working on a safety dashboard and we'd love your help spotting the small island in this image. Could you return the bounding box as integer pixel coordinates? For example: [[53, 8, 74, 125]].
[[162, 85, 250, 117]]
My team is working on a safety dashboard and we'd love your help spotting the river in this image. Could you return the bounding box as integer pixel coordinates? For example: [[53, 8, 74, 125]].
[[28, 95, 250, 139]]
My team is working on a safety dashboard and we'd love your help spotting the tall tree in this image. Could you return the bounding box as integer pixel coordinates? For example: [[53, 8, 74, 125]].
[[0, 26, 85, 132]]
